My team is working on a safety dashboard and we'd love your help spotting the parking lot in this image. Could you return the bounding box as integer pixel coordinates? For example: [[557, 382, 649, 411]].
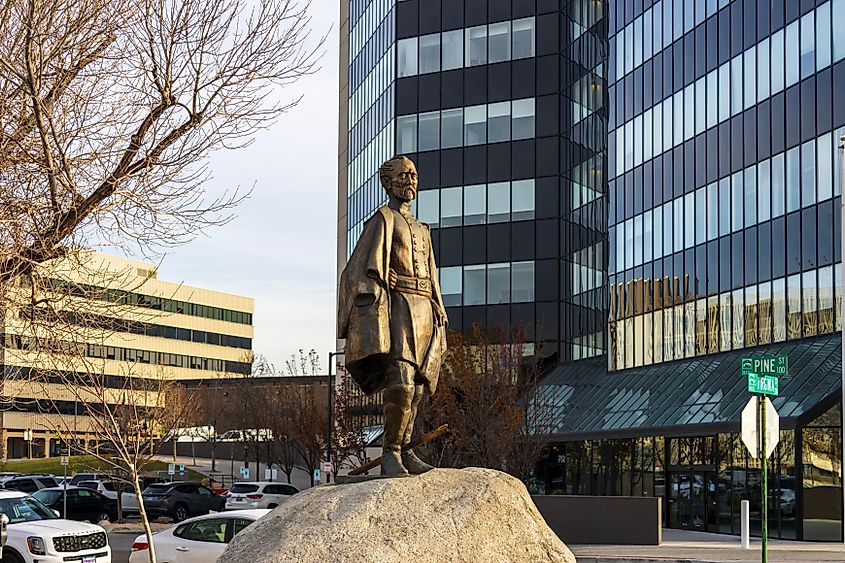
[[108, 531, 137, 563]]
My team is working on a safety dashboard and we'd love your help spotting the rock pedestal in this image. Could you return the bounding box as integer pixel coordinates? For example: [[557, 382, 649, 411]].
[[219, 467, 574, 563]]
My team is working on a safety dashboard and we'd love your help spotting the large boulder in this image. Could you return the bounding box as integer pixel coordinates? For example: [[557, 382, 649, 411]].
[[220, 467, 574, 563]]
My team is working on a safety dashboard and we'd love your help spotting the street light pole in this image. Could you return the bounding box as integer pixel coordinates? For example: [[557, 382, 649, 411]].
[[327, 351, 345, 484]]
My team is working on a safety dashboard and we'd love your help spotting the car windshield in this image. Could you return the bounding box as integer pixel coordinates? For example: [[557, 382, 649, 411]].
[[229, 484, 259, 494], [142, 484, 172, 495], [0, 496, 59, 523], [33, 490, 62, 505]]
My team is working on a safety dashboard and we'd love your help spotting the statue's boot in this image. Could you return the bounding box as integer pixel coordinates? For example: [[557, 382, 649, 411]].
[[381, 384, 413, 476], [401, 384, 434, 474]]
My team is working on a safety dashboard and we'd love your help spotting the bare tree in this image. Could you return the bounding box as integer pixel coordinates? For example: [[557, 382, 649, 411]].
[[284, 348, 320, 376], [290, 384, 326, 486], [257, 385, 301, 483], [418, 325, 552, 485], [330, 363, 368, 474], [0, 0, 322, 322], [39, 366, 197, 563]]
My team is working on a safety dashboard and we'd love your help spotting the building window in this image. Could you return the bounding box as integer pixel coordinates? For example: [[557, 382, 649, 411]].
[[464, 184, 486, 225], [442, 29, 463, 70], [419, 33, 441, 74], [396, 115, 417, 153], [418, 111, 440, 152], [487, 263, 511, 304], [441, 108, 463, 148], [464, 265, 486, 305], [397, 37, 417, 78], [464, 105, 487, 145], [465, 25, 487, 66], [441, 187, 463, 227], [439, 266, 462, 307], [487, 101, 511, 143], [512, 261, 534, 302], [417, 190, 439, 228], [512, 98, 535, 139], [512, 17, 535, 59], [487, 182, 510, 223], [512, 180, 535, 221], [488, 21, 511, 63]]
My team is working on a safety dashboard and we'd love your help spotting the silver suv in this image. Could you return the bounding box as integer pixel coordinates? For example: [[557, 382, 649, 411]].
[[224, 482, 298, 510], [1, 475, 58, 494]]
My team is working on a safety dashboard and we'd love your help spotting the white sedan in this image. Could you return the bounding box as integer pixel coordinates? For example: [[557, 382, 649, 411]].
[[129, 509, 269, 563]]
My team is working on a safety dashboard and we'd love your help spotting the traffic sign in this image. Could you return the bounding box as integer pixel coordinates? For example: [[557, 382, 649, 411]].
[[748, 373, 779, 396], [178, 464, 185, 475], [60, 455, 69, 466], [314, 469, 321, 483], [239, 466, 250, 479], [741, 355, 788, 377], [741, 397, 779, 459], [168, 463, 175, 475], [322, 462, 333, 475]]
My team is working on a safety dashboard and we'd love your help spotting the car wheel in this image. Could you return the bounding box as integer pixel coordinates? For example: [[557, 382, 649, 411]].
[[0, 549, 25, 563], [174, 504, 189, 522], [96, 511, 111, 523]]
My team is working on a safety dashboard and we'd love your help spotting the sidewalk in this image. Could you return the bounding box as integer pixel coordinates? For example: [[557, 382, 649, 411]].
[[572, 529, 845, 562]]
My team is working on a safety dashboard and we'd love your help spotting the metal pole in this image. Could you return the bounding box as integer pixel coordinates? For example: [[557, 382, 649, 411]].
[[839, 134, 845, 546], [62, 462, 67, 518], [327, 352, 333, 484], [760, 396, 767, 563]]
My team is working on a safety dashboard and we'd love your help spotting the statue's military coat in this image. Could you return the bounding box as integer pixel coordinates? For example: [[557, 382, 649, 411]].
[[337, 206, 446, 396]]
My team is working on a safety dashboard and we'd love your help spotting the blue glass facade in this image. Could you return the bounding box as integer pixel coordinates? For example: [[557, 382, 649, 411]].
[[607, 0, 845, 371]]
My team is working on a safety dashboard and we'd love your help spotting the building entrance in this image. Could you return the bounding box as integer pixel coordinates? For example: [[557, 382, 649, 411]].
[[669, 471, 718, 532]]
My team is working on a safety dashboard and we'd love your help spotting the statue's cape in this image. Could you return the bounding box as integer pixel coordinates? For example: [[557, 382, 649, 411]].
[[337, 206, 447, 396], [337, 208, 394, 394]]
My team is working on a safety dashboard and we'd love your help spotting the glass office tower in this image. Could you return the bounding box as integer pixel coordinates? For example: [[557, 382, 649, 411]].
[[536, 0, 845, 541]]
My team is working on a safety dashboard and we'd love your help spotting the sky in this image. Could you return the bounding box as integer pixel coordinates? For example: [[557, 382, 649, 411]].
[[146, 0, 340, 374]]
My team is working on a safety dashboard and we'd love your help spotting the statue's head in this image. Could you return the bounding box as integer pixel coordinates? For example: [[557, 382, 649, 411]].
[[379, 155, 418, 202]]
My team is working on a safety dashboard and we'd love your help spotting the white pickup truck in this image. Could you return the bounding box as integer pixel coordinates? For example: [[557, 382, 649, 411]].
[[0, 490, 111, 563]]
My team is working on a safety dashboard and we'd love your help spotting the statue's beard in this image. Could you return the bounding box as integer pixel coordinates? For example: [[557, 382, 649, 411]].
[[394, 183, 416, 201]]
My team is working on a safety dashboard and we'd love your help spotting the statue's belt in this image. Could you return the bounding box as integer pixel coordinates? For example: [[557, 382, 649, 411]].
[[392, 274, 432, 298]]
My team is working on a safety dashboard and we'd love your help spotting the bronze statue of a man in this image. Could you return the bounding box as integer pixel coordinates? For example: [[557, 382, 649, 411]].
[[337, 155, 447, 476]]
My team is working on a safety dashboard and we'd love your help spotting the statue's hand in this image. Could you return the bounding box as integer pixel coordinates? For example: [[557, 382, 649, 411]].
[[388, 268, 398, 289], [434, 306, 447, 327]]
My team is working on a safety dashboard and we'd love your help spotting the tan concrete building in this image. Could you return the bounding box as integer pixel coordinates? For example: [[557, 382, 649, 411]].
[[1, 251, 254, 459]]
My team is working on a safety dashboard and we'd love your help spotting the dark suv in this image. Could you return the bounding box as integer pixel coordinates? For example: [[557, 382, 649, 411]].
[[1, 474, 58, 493], [141, 481, 225, 522]]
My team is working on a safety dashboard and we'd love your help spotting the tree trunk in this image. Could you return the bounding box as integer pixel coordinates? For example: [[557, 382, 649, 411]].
[[172, 439, 177, 462], [210, 440, 217, 472], [133, 472, 158, 563]]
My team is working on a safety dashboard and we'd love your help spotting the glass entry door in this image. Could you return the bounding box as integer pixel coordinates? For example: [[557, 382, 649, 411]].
[[669, 472, 715, 531]]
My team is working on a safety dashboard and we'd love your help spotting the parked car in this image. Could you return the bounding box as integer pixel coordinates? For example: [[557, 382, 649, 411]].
[[216, 429, 273, 442], [2, 475, 58, 494], [0, 472, 22, 482], [69, 473, 109, 486], [141, 482, 225, 522], [33, 486, 117, 523], [224, 482, 298, 510], [129, 509, 269, 563], [0, 489, 111, 563], [78, 480, 139, 513]]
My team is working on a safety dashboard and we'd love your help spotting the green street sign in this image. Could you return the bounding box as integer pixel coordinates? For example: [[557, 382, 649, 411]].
[[740, 355, 788, 377], [748, 373, 779, 396]]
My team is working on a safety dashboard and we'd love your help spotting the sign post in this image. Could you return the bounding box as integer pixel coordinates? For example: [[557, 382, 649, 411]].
[[740, 357, 785, 563], [61, 453, 69, 517]]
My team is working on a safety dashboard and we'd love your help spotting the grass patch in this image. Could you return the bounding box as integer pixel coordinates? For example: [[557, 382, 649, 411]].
[[2, 456, 205, 481]]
